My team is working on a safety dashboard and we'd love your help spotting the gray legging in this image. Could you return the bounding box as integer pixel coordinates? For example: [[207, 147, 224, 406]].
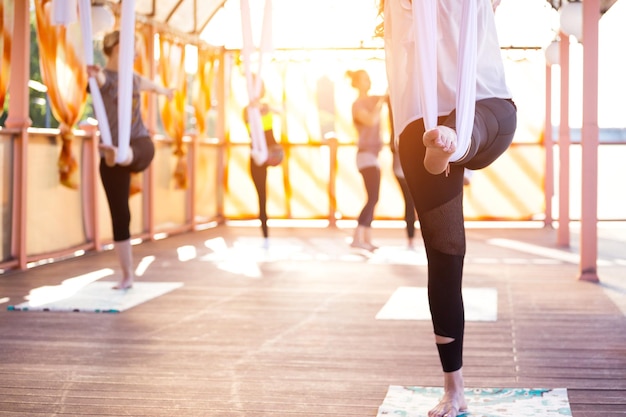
[[357, 165, 381, 227], [398, 97, 517, 372]]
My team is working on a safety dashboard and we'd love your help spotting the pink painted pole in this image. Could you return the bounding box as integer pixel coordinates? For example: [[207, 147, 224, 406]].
[[215, 50, 228, 220], [544, 64, 554, 228], [557, 32, 570, 248], [5, 0, 32, 270], [579, 0, 600, 282], [145, 23, 156, 239]]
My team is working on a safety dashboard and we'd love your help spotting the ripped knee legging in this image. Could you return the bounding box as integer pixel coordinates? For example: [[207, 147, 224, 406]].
[[398, 98, 516, 372]]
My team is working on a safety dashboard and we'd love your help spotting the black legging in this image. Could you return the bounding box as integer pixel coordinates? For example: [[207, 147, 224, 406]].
[[357, 165, 380, 227], [250, 159, 269, 238], [99, 136, 154, 242], [390, 103, 416, 240], [250, 130, 279, 239], [398, 98, 516, 372]]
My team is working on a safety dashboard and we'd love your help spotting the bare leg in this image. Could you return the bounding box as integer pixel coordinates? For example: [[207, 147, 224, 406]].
[[113, 238, 134, 290], [428, 336, 468, 417], [351, 225, 370, 251], [423, 126, 458, 175], [363, 226, 378, 251]]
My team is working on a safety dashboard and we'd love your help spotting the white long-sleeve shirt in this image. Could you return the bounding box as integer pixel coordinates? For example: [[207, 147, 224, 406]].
[[384, 0, 512, 141]]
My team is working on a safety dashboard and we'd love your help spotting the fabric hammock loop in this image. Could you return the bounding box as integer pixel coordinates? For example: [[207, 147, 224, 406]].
[[77, 0, 135, 164], [413, 0, 477, 163], [240, 0, 273, 166], [77, 0, 112, 147]]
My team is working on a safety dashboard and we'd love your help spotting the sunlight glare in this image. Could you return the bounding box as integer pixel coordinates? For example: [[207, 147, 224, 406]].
[[217, 259, 262, 279], [177, 245, 197, 262], [495, 0, 559, 48], [25, 269, 114, 307], [204, 237, 229, 253], [136, 256, 155, 276], [201, 0, 381, 49]]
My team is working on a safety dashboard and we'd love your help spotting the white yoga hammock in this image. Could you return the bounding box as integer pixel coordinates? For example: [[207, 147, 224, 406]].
[[240, 0, 273, 166], [413, 0, 477, 162], [75, 0, 136, 164]]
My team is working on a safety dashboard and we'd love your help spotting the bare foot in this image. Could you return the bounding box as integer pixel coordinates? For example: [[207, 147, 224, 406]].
[[423, 126, 457, 175], [350, 240, 377, 252], [428, 392, 468, 417], [112, 277, 133, 290], [428, 369, 468, 417], [99, 144, 117, 167]]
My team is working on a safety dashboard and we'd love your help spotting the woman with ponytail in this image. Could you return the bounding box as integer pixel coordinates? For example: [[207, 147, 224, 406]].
[[346, 69, 386, 252], [87, 30, 174, 290]]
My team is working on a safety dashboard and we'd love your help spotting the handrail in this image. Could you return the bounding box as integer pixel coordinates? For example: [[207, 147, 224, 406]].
[[1, 127, 624, 274]]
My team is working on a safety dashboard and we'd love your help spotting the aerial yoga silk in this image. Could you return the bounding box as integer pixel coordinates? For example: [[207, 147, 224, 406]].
[[38, 0, 89, 188], [77, 0, 136, 164], [412, 0, 477, 162], [240, 0, 273, 166]]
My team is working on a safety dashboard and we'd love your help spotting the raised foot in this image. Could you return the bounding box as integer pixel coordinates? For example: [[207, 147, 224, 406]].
[[99, 144, 118, 167], [423, 126, 457, 175]]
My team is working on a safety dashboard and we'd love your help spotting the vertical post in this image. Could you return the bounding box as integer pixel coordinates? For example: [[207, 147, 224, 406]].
[[145, 23, 157, 239], [5, 0, 32, 270], [579, 0, 600, 282], [189, 131, 198, 229], [80, 123, 102, 251], [327, 137, 338, 228], [215, 49, 228, 221], [544, 64, 554, 228], [557, 32, 570, 248]]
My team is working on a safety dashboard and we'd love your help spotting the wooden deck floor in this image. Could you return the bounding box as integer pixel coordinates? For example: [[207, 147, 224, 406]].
[[1, 222, 625, 416]]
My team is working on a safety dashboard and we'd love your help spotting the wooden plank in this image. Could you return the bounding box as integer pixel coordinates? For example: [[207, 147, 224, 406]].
[[0, 225, 625, 416]]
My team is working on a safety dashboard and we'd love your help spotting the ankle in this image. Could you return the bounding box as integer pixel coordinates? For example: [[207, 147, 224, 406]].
[[443, 369, 465, 393]]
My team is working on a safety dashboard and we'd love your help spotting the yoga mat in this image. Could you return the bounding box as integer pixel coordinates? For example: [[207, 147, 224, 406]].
[[8, 281, 182, 313], [377, 386, 572, 417], [376, 287, 497, 321]]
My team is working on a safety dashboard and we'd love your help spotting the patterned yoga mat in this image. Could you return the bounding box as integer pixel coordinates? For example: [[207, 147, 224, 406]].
[[377, 386, 572, 417]]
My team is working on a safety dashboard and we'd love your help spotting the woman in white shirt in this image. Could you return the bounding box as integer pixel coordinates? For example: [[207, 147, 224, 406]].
[[378, 1, 517, 416]]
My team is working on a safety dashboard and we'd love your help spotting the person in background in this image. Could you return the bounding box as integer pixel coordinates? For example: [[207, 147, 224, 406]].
[[346, 69, 386, 252], [389, 102, 417, 249], [243, 77, 283, 249], [87, 30, 174, 290], [378, 0, 517, 416], [391, 129, 417, 250]]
